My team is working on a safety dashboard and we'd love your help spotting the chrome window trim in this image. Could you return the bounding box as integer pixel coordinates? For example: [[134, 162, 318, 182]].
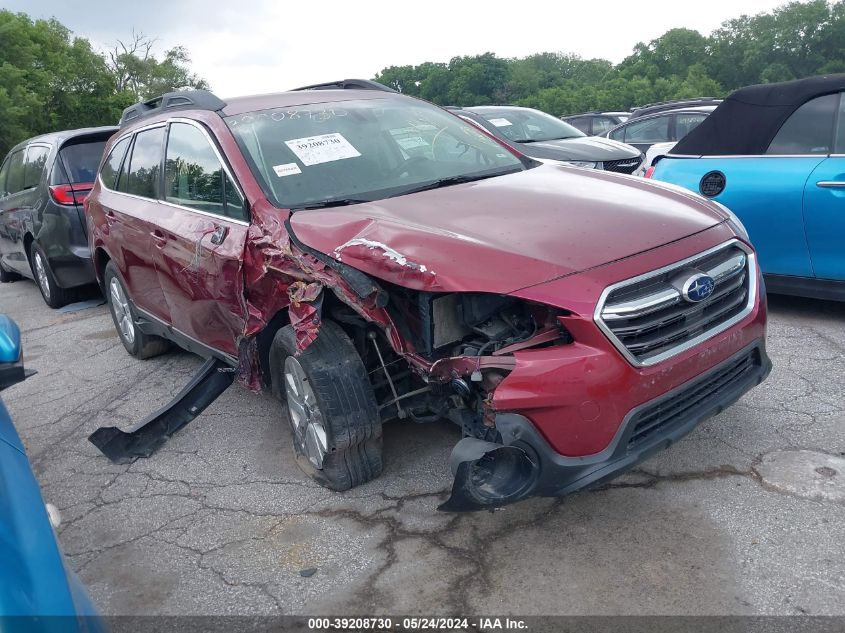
[[593, 239, 757, 367], [97, 118, 248, 225]]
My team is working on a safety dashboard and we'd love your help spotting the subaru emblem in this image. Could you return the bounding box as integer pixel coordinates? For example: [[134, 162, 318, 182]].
[[682, 273, 716, 303]]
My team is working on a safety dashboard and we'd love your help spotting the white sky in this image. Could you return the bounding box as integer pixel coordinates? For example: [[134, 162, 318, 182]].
[[9, 0, 789, 98]]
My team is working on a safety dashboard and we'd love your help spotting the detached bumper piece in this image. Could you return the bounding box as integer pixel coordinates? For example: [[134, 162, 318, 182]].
[[440, 341, 772, 512], [89, 358, 235, 463]]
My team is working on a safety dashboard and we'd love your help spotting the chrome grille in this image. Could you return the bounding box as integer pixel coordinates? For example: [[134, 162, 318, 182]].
[[602, 157, 642, 174], [595, 241, 756, 366]]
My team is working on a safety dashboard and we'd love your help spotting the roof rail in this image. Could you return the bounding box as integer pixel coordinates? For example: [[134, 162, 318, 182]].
[[119, 90, 227, 128], [291, 79, 398, 93]]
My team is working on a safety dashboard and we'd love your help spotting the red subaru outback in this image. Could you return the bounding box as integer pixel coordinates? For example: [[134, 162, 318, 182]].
[[85, 80, 770, 511]]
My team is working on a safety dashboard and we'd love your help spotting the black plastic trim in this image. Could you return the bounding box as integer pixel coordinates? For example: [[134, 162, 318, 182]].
[[764, 274, 845, 302], [497, 340, 771, 500], [120, 90, 227, 128], [291, 79, 397, 93]]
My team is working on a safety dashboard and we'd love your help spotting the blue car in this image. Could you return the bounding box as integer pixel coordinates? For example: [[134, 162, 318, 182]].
[[651, 74, 845, 301], [0, 315, 102, 628]]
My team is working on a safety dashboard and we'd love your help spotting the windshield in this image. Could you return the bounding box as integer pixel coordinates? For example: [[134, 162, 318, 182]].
[[473, 108, 586, 143], [225, 97, 525, 209]]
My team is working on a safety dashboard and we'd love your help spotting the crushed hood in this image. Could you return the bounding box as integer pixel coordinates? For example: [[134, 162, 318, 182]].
[[290, 164, 725, 294], [519, 136, 641, 162]]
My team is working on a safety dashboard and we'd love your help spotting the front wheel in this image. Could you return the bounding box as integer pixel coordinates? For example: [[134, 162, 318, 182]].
[[270, 320, 383, 491]]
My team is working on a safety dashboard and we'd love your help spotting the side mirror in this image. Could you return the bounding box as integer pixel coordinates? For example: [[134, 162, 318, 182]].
[[0, 314, 27, 391]]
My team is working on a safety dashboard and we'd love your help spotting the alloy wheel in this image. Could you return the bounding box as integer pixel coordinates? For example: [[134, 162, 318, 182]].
[[33, 251, 51, 300], [109, 277, 135, 346], [283, 356, 328, 469]]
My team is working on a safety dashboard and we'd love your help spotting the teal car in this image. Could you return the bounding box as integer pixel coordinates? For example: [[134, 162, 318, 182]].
[[651, 74, 845, 301], [1, 315, 103, 628]]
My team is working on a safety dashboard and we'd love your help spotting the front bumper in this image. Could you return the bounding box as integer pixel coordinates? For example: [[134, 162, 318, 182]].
[[440, 340, 771, 511]]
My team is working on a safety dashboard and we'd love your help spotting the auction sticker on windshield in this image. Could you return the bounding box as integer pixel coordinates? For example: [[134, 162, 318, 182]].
[[488, 118, 512, 127], [285, 132, 361, 166]]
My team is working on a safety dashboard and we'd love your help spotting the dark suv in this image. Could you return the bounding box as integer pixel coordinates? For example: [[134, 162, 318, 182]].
[[0, 127, 117, 307], [85, 84, 768, 511]]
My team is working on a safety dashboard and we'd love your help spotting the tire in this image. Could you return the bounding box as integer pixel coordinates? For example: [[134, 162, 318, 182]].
[[269, 320, 383, 491], [0, 263, 21, 283], [104, 261, 170, 359], [30, 243, 74, 308]]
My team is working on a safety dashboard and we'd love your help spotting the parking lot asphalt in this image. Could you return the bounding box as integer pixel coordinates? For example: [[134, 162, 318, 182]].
[[1, 278, 844, 616]]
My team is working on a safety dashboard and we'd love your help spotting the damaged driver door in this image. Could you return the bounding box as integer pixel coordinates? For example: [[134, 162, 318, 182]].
[[153, 120, 249, 358]]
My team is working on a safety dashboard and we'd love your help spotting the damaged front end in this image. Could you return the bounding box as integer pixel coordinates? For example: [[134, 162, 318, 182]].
[[356, 285, 573, 511]]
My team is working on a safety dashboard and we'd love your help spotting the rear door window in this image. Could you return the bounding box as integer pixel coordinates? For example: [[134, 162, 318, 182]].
[[591, 117, 615, 136], [567, 117, 591, 133], [57, 140, 107, 184], [4, 150, 26, 195], [126, 127, 165, 198], [100, 137, 131, 190], [164, 122, 245, 220], [23, 146, 50, 190], [674, 113, 707, 140], [767, 93, 838, 155], [622, 116, 671, 143]]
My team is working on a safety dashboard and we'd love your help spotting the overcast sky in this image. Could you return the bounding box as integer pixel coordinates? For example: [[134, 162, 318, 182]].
[[10, 0, 789, 98]]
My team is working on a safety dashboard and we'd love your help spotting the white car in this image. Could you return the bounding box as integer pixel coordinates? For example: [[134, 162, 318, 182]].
[[635, 141, 677, 177]]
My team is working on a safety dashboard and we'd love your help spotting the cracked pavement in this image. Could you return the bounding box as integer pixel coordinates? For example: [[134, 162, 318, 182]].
[[1, 280, 844, 616]]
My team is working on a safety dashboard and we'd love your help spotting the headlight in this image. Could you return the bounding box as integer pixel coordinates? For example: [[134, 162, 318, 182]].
[[712, 201, 750, 242], [562, 160, 598, 169]]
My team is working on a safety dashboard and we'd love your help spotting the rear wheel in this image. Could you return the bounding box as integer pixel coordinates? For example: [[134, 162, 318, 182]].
[[270, 320, 383, 491], [30, 244, 74, 308], [104, 261, 170, 359]]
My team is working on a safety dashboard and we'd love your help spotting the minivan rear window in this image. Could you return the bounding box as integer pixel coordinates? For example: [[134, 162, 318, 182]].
[[57, 141, 108, 184]]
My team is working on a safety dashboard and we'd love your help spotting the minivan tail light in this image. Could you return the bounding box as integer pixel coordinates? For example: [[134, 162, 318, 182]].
[[49, 183, 94, 206], [644, 166, 656, 179]]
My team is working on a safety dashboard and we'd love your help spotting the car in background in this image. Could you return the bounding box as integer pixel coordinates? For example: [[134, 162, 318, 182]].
[[84, 82, 769, 512], [0, 126, 118, 307], [627, 97, 722, 121], [651, 74, 845, 301], [561, 111, 630, 136], [0, 314, 103, 625], [602, 105, 717, 154], [635, 141, 678, 177], [450, 105, 642, 174]]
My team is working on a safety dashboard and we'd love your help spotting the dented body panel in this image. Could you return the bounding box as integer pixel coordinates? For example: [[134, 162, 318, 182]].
[[292, 165, 726, 294]]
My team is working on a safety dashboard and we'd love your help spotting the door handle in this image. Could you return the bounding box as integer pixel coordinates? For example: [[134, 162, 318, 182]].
[[104, 210, 117, 223], [816, 181, 845, 189], [151, 229, 167, 245], [209, 225, 228, 246]]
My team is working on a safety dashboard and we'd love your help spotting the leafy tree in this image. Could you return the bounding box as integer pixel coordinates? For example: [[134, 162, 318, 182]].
[[0, 12, 209, 157]]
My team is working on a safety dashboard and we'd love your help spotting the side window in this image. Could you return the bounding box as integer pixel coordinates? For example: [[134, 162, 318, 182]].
[[0, 158, 9, 197], [622, 116, 670, 143], [164, 122, 245, 220], [23, 146, 50, 190], [126, 127, 165, 198], [591, 117, 614, 136], [567, 117, 591, 133], [834, 93, 845, 154], [100, 137, 130, 190], [608, 125, 626, 141], [5, 150, 26, 195], [117, 137, 133, 193], [674, 113, 707, 140], [767, 93, 838, 155]]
